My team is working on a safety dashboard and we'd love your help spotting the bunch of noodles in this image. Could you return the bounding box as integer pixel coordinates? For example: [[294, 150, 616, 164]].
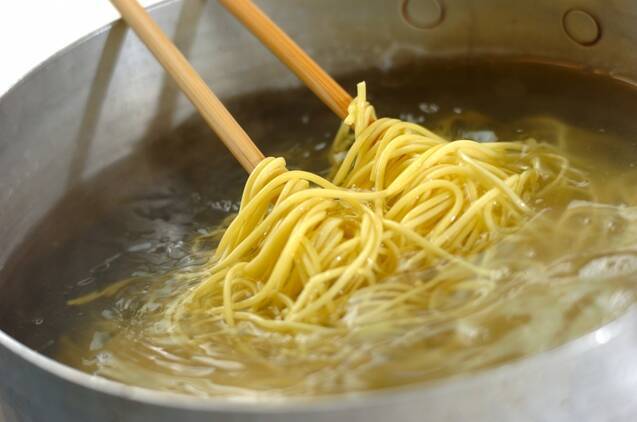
[[170, 82, 590, 332]]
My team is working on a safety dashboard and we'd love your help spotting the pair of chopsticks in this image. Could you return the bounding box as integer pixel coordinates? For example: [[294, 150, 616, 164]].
[[110, 0, 353, 173]]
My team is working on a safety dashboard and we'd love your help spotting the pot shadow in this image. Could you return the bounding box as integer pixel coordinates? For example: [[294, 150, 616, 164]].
[[66, 0, 207, 190]]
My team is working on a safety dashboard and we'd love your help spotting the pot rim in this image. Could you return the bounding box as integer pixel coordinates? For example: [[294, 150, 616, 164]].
[[0, 0, 635, 413]]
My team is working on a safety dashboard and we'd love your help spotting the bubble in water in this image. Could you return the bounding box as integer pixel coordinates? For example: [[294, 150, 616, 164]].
[[400, 113, 426, 123], [96, 351, 113, 365], [314, 142, 327, 151], [601, 290, 634, 314], [101, 309, 115, 320], [141, 302, 161, 313], [76, 277, 95, 287], [209, 200, 239, 213], [418, 102, 440, 114], [460, 130, 498, 143], [166, 241, 187, 259], [89, 331, 111, 351], [456, 320, 488, 345], [127, 242, 153, 253], [579, 254, 637, 279], [90, 253, 121, 274]]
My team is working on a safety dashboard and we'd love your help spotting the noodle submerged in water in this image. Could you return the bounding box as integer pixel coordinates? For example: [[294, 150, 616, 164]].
[[173, 82, 587, 332], [58, 82, 637, 398]]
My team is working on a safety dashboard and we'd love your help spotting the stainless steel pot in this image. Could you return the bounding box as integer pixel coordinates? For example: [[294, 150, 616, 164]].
[[2, 0, 637, 420]]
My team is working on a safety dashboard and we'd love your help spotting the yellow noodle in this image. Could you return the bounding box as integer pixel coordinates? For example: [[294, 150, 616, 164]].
[[163, 82, 585, 332], [62, 86, 637, 398]]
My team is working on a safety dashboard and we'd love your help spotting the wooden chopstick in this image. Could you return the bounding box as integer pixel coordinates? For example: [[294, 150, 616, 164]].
[[219, 0, 353, 120], [110, 0, 265, 173]]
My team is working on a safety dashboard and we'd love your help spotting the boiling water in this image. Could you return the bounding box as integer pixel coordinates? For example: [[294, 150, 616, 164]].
[[4, 60, 637, 398]]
